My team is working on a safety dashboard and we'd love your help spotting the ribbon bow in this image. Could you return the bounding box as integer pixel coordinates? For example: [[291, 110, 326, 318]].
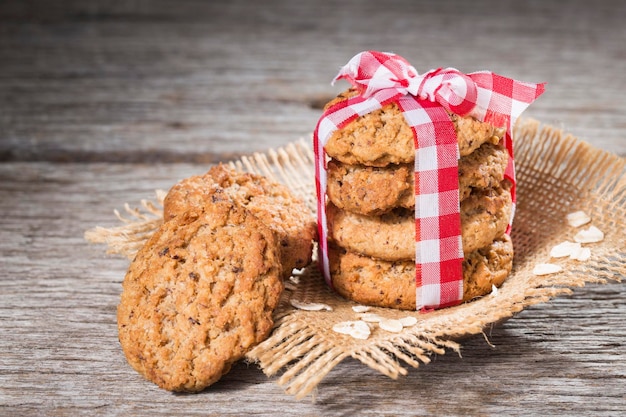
[[315, 51, 545, 310], [334, 51, 478, 116]]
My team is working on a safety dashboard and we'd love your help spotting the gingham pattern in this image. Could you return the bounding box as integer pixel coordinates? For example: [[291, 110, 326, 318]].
[[314, 51, 545, 310]]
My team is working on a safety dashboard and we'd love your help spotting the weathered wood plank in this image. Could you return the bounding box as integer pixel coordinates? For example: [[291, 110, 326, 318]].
[[0, 0, 625, 161], [1, 0, 625, 415], [0, 162, 624, 416]]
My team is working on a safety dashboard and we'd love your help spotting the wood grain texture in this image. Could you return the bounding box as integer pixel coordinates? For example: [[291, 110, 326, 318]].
[[1, 162, 624, 417], [1, 0, 625, 161], [0, 0, 624, 415]]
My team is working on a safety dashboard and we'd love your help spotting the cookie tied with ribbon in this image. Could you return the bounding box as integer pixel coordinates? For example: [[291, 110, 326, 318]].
[[314, 51, 545, 310]]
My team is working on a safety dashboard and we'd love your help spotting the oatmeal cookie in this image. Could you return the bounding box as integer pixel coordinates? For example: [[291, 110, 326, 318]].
[[118, 187, 283, 391], [326, 142, 509, 215], [326, 160, 414, 216], [322, 88, 506, 167], [327, 185, 512, 261], [164, 164, 316, 275], [328, 234, 513, 310]]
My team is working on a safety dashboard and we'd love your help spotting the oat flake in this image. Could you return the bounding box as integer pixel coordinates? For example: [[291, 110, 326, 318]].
[[532, 263, 563, 276], [290, 299, 332, 311]]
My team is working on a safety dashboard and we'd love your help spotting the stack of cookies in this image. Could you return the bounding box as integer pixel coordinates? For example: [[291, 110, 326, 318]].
[[323, 89, 515, 310]]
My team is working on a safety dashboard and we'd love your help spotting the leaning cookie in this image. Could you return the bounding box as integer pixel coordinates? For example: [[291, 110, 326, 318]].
[[164, 164, 316, 275], [118, 186, 283, 391], [327, 185, 512, 261], [326, 142, 509, 215], [323, 88, 506, 167], [328, 234, 513, 310]]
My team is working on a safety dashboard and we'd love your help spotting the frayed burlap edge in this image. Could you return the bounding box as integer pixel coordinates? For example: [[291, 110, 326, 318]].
[[85, 119, 625, 400]]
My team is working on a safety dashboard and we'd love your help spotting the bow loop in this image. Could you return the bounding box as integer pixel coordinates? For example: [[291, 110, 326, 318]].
[[333, 51, 420, 98], [417, 68, 478, 116], [333, 52, 480, 118]]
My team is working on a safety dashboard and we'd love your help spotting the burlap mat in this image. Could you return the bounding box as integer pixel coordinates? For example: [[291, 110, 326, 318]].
[[85, 119, 625, 399]]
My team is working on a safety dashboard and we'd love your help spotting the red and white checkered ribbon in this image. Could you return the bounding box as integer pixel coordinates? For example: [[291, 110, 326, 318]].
[[314, 51, 545, 310]]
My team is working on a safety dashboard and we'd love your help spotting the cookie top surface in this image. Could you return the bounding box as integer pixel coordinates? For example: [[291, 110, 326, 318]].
[[118, 187, 283, 391], [322, 88, 505, 167], [164, 164, 316, 273]]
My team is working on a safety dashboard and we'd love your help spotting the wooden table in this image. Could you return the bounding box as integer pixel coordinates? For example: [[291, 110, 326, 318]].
[[1, 1, 624, 415]]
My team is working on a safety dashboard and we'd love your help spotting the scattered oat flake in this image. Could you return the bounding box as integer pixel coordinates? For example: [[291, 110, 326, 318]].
[[533, 263, 563, 276], [566, 210, 591, 228], [349, 321, 372, 340], [574, 225, 604, 244], [550, 241, 581, 258], [331, 321, 354, 335], [379, 318, 403, 333], [491, 284, 499, 296], [332, 320, 370, 340], [155, 189, 168, 203], [399, 316, 418, 327], [570, 246, 592, 262], [289, 299, 332, 311], [352, 305, 371, 313], [358, 313, 384, 323]]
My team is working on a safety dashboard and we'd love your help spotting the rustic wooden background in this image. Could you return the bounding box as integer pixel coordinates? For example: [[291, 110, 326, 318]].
[[1, 0, 624, 416]]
